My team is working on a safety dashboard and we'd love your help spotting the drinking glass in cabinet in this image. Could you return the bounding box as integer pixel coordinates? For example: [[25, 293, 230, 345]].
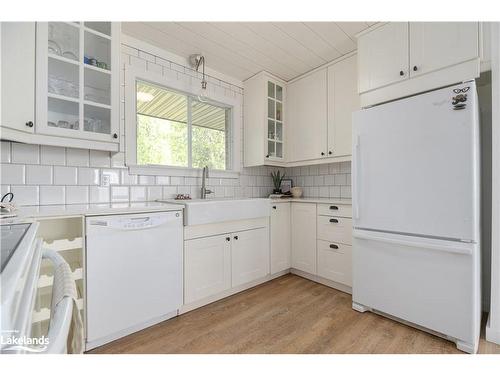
[[276, 101, 282, 121], [268, 141, 276, 157], [276, 122, 283, 142], [47, 97, 79, 130], [268, 120, 275, 140], [268, 99, 275, 120], [268, 81, 275, 98], [48, 22, 79, 61], [84, 68, 111, 105], [48, 58, 79, 98], [84, 22, 111, 36], [276, 142, 283, 158], [84, 104, 111, 134], [276, 85, 283, 101], [84, 31, 111, 71]]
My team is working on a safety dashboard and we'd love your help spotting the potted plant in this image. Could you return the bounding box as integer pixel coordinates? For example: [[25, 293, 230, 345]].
[[270, 170, 285, 194]]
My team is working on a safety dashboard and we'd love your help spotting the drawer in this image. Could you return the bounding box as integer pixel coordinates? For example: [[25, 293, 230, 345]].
[[317, 240, 352, 287], [317, 216, 352, 245], [317, 203, 352, 218]]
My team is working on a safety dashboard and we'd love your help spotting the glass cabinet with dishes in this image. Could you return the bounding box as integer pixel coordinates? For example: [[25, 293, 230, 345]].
[[243, 71, 286, 167], [35, 22, 120, 145]]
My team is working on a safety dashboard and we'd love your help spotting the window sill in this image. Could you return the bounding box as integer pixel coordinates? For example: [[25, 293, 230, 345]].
[[128, 165, 240, 179]]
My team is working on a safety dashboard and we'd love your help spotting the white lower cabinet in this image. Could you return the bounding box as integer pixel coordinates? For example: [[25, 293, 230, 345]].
[[184, 225, 270, 305], [317, 240, 352, 287], [184, 235, 231, 304], [231, 227, 270, 288], [270, 202, 291, 274], [291, 203, 317, 274]]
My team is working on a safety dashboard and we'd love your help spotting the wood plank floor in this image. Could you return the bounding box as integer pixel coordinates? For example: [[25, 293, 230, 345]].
[[90, 274, 500, 354]]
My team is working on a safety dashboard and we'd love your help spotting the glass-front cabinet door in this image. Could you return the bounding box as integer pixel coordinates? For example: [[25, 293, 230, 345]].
[[266, 80, 284, 160], [36, 22, 120, 144]]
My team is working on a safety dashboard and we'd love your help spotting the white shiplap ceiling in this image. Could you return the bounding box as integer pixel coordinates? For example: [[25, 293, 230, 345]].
[[122, 22, 376, 82]]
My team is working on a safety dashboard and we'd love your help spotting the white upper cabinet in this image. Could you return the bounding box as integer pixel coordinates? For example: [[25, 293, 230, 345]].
[[1, 22, 36, 133], [270, 202, 291, 274], [287, 69, 328, 162], [358, 22, 481, 106], [409, 22, 479, 78], [327, 54, 360, 158], [244, 72, 286, 167], [36, 22, 120, 146], [357, 22, 409, 93]]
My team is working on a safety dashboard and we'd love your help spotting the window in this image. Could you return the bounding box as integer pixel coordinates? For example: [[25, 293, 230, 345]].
[[135, 80, 231, 170]]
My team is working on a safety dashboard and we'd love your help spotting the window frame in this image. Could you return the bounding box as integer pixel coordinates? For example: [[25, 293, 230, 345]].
[[125, 65, 241, 178]]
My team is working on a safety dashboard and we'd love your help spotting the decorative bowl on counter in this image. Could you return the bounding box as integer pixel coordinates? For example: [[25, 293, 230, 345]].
[[290, 187, 303, 198]]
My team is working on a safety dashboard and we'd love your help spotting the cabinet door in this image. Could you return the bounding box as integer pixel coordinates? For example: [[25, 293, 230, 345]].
[[270, 203, 291, 274], [287, 69, 327, 162], [317, 240, 352, 286], [409, 22, 479, 78], [327, 55, 360, 157], [358, 23, 409, 93], [184, 235, 231, 304], [231, 227, 270, 287], [1, 22, 36, 132], [291, 203, 317, 274]]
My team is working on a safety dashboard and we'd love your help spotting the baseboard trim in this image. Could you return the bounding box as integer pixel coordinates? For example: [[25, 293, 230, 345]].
[[290, 268, 352, 294]]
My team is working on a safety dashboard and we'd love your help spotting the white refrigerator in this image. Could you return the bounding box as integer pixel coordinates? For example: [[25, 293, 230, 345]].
[[351, 81, 481, 353]]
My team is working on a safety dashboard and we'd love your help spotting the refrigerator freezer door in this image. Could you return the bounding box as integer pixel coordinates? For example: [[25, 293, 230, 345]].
[[352, 82, 479, 242], [352, 229, 480, 349]]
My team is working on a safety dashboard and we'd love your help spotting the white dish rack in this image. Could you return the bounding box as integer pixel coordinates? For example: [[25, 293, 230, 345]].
[[31, 217, 85, 338]]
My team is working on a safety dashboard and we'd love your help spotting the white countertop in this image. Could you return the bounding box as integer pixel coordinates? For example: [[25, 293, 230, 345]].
[[2, 201, 183, 221], [270, 197, 352, 205]]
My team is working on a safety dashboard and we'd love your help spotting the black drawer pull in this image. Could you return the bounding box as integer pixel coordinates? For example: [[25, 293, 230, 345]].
[[226, 237, 231, 241], [272, 206, 277, 209], [329, 244, 339, 249], [234, 235, 239, 240], [329, 218, 338, 223], [329, 205, 338, 210]]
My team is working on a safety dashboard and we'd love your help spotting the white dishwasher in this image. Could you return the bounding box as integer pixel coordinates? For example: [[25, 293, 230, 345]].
[[85, 211, 183, 350]]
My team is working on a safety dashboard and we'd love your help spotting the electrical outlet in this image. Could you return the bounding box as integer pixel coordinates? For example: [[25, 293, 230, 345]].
[[101, 173, 110, 187]]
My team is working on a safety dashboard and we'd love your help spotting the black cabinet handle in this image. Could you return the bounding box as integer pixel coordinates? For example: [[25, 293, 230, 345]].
[[265, 154, 270, 158], [399, 70, 404, 76], [329, 244, 339, 249], [329, 205, 338, 210], [26, 121, 34, 128], [329, 218, 339, 223], [272, 206, 277, 209], [413, 66, 418, 71], [226, 237, 231, 241], [234, 235, 239, 240], [328, 151, 332, 155], [321, 152, 325, 156], [113, 133, 118, 139]]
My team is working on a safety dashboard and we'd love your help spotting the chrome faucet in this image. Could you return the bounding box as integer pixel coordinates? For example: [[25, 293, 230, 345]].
[[201, 166, 213, 199]]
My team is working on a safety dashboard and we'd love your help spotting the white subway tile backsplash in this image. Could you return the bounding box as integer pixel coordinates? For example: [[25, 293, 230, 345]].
[[319, 164, 329, 175], [130, 186, 147, 201], [313, 175, 324, 186], [11, 186, 39, 205], [170, 176, 184, 185], [319, 186, 329, 198], [121, 170, 138, 185], [330, 186, 341, 198], [1, 164, 25, 184], [67, 149, 89, 167], [54, 166, 77, 185], [11, 143, 39, 164], [147, 186, 162, 201], [111, 186, 129, 202], [40, 146, 65, 165], [90, 186, 110, 203], [1, 142, 11, 163], [334, 174, 346, 186], [341, 185, 352, 199], [78, 168, 100, 185], [90, 150, 111, 167], [101, 169, 120, 185], [66, 186, 89, 204], [111, 152, 126, 168], [26, 165, 52, 185], [324, 175, 334, 185], [40, 186, 65, 205], [162, 186, 177, 199], [138, 175, 155, 185], [156, 176, 170, 185]]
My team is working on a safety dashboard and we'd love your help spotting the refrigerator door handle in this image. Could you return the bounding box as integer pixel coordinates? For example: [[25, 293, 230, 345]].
[[353, 135, 361, 220], [353, 230, 473, 256]]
